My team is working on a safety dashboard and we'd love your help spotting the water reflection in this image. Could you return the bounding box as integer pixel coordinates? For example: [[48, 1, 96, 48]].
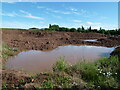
[[83, 39, 97, 42], [5, 45, 115, 73]]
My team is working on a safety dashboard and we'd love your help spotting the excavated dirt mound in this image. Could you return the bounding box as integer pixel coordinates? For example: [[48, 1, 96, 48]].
[[2, 29, 120, 52]]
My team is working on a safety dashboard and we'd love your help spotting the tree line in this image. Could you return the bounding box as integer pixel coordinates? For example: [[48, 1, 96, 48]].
[[29, 24, 120, 35]]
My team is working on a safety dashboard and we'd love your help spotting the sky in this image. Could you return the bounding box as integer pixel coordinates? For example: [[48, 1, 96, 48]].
[[1, 2, 118, 29]]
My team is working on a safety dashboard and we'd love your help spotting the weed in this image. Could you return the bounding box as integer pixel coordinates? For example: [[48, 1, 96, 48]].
[[53, 57, 68, 72], [42, 80, 54, 88], [2, 44, 14, 60], [63, 56, 119, 89], [2, 81, 7, 90]]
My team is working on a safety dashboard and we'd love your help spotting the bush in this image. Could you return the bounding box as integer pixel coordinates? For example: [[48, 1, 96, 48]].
[[71, 61, 98, 82], [53, 57, 68, 72]]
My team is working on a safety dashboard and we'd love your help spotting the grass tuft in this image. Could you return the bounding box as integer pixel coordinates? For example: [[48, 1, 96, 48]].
[[53, 57, 68, 72]]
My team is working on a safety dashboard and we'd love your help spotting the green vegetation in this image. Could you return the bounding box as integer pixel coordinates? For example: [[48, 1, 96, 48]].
[[41, 73, 72, 88], [53, 57, 68, 72], [2, 81, 7, 90], [38, 55, 119, 89], [2, 44, 19, 65], [28, 24, 120, 35], [2, 44, 14, 60]]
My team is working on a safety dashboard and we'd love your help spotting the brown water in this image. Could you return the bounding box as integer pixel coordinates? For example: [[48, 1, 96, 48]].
[[5, 45, 115, 73]]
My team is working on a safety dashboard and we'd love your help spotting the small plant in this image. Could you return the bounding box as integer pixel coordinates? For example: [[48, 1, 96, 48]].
[[96, 56, 119, 78], [71, 61, 98, 82], [2, 44, 14, 60], [42, 80, 54, 88], [53, 57, 68, 72], [53, 73, 72, 88], [2, 81, 7, 90]]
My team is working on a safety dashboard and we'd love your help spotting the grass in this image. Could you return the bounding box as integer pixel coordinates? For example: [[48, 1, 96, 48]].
[[2, 43, 19, 68], [53, 57, 68, 72], [2, 81, 7, 90], [42, 79, 54, 88], [2, 44, 14, 60], [51, 56, 119, 89], [41, 72, 74, 88]]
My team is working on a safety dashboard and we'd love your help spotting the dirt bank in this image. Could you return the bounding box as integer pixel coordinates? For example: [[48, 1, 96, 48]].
[[2, 29, 120, 52], [110, 47, 120, 57]]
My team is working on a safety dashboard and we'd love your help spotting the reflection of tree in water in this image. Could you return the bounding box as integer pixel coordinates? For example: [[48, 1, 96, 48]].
[[99, 52, 110, 57]]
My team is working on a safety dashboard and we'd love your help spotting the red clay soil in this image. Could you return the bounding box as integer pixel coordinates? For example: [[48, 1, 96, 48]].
[[2, 29, 120, 52]]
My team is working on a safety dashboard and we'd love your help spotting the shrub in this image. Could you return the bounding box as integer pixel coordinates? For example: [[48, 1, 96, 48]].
[[53, 57, 68, 72], [42, 80, 54, 88], [71, 61, 98, 82]]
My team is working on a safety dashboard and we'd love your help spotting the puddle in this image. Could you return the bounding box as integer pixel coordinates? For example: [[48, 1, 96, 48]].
[[5, 45, 115, 73], [83, 39, 97, 41]]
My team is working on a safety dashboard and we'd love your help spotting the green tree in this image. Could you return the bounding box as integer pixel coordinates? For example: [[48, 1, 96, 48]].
[[88, 26, 92, 32], [100, 27, 102, 31], [77, 28, 82, 32], [49, 24, 52, 29], [82, 26, 85, 31], [70, 28, 76, 32], [50, 24, 59, 31]]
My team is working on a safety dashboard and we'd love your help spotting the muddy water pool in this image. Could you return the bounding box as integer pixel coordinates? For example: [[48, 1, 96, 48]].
[[5, 45, 115, 73]]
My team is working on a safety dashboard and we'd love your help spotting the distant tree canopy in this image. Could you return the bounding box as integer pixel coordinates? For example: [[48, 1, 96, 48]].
[[82, 26, 85, 31], [70, 28, 76, 32], [88, 26, 91, 31], [49, 24, 59, 31], [29, 27, 39, 29], [29, 24, 120, 35]]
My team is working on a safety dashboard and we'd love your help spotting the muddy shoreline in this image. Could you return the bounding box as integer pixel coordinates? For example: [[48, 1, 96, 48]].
[[2, 29, 120, 52], [2, 29, 120, 89]]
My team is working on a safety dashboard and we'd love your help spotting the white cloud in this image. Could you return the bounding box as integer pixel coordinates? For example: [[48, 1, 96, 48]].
[[62, 11, 71, 14], [84, 22, 102, 29], [1, 21, 47, 29], [85, 22, 117, 29], [46, 7, 89, 16], [46, 8, 71, 15], [87, 22, 93, 25], [1, 10, 44, 20], [1, 12, 17, 17], [73, 20, 82, 23], [19, 10, 44, 20], [87, 22, 101, 25], [19, 10, 30, 15]]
